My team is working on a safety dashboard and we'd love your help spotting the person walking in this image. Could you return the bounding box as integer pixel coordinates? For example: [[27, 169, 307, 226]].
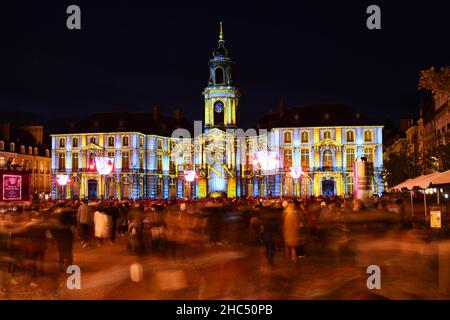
[[77, 199, 93, 248], [282, 203, 302, 265], [93, 206, 112, 246]]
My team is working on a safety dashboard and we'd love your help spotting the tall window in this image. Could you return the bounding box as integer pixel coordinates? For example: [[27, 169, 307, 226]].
[[107, 151, 114, 159], [346, 148, 355, 170], [122, 152, 129, 171], [301, 131, 309, 143], [139, 152, 144, 170], [139, 136, 144, 148], [157, 178, 163, 197], [363, 148, 374, 162], [346, 130, 355, 143], [283, 149, 292, 168], [323, 130, 332, 140], [301, 149, 310, 170], [72, 137, 79, 148], [89, 136, 96, 144], [323, 150, 333, 170], [72, 153, 79, 170], [346, 177, 354, 195], [215, 67, 224, 85], [58, 153, 66, 171], [157, 154, 163, 171], [169, 158, 176, 172], [283, 131, 292, 144], [122, 136, 129, 147], [88, 153, 95, 170], [108, 136, 115, 147], [157, 139, 163, 150], [59, 138, 65, 148], [364, 130, 373, 142]]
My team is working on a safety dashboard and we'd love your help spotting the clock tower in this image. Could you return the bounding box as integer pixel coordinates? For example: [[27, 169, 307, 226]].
[[203, 22, 240, 130]]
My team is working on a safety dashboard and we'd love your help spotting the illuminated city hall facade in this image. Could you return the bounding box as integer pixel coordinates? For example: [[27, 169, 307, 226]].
[[51, 24, 383, 200]]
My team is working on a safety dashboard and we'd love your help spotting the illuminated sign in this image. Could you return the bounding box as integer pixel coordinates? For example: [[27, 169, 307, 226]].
[[2, 175, 22, 200], [56, 174, 69, 186], [95, 157, 114, 175]]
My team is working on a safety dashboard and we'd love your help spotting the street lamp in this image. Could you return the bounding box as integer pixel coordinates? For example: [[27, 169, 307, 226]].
[[56, 174, 69, 200], [184, 170, 196, 198], [95, 156, 114, 199]]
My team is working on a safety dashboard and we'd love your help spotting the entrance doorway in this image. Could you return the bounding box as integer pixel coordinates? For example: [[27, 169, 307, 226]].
[[87, 179, 98, 199], [321, 179, 335, 196]]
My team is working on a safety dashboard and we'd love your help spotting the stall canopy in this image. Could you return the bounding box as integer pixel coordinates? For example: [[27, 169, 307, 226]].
[[391, 170, 450, 191]]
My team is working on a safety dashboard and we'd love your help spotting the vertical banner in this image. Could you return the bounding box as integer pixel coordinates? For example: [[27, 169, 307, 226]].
[[3, 174, 22, 200]]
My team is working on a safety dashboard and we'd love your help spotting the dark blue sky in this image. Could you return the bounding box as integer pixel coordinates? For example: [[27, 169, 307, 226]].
[[0, 1, 449, 128]]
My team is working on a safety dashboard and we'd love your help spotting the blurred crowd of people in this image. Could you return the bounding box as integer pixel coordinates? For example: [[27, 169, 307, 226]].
[[0, 194, 411, 293]]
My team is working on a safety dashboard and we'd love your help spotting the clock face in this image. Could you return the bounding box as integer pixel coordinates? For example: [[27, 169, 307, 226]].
[[214, 101, 224, 113]]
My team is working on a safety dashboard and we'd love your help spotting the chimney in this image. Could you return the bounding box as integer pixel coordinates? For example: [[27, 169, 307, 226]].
[[20, 125, 44, 145], [173, 107, 182, 122], [278, 98, 285, 118], [153, 105, 161, 121], [0, 122, 10, 141]]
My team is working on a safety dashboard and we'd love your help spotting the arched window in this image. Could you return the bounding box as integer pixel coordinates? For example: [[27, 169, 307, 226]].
[[323, 150, 333, 170], [122, 136, 129, 147], [283, 131, 292, 144], [108, 136, 115, 147], [89, 136, 96, 144], [301, 131, 309, 143], [364, 130, 373, 142], [59, 138, 65, 148], [72, 137, 79, 148], [323, 130, 332, 140], [346, 130, 355, 142], [215, 67, 224, 85]]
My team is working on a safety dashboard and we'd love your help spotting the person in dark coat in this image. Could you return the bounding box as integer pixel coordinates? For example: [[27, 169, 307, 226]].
[[23, 213, 48, 285], [49, 206, 74, 272]]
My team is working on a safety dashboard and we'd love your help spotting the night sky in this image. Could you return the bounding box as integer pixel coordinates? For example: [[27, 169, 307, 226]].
[[1, 1, 449, 129]]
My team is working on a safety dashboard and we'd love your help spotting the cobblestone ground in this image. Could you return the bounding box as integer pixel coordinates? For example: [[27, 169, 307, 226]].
[[1, 229, 448, 300]]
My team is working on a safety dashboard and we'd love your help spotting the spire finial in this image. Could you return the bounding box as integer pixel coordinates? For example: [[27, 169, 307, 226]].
[[219, 21, 224, 41]]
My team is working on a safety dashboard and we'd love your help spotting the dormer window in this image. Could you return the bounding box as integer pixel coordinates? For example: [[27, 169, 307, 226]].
[[301, 131, 309, 143], [59, 138, 65, 148], [346, 130, 355, 143], [122, 136, 129, 147], [34, 147, 38, 155], [21, 145, 25, 154], [364, 130, 373, 143], [283, 131, 292, 144], [28, 146, 32, 155], [108, 136, 115, 147], [0, 141, 4, 150], [10, 142, 15, 152], [46, 149, 50, 157]]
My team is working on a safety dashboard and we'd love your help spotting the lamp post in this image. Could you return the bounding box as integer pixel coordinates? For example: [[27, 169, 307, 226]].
[[56, 174, 69, 200], [95, 156, 114, 199], [184, 170, 196, 199]]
